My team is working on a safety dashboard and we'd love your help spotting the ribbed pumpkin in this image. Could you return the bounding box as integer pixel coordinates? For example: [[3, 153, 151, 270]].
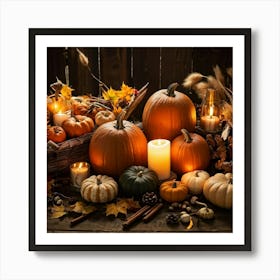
[[160, 180, 188, 202], [142, 83, 196, 141], [89, 113, 148, 177], [181, 170, 210, 195], [47, 126, 67, 143], [80, 175, 118, 203], [203, 173, 233, 209], [171, 129, 210, 175], [119, 166, 159, 197], [62, 115, 94, 138], [95, 110, 116, 126]]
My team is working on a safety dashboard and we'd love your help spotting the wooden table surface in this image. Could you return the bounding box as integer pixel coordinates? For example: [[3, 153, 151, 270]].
[[47, 184, 232, 233]]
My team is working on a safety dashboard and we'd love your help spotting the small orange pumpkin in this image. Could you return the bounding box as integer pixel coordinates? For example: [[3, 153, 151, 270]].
[[171, 129, 210, 175], [160, 180, 188, 202], [47, 126, 67, 143], [142, 83, 196, 140], [62, 115, 94, 138]]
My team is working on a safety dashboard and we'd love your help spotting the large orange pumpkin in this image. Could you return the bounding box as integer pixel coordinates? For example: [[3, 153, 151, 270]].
[[171, 129, 210, 175], [142, 83, 196, 140], [89, 113, 147, 177]]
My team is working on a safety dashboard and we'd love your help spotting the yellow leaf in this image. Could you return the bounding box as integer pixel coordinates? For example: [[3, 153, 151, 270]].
[[60, 84, 74, 99], [50, 205, 67, 219], [70, 201, 96, 214], [106, 198, 141, 218], [106, 203, 119, 217], [50, 211, 67, 219], [118, 198, 141, 211], [116, 206, 127, 216]]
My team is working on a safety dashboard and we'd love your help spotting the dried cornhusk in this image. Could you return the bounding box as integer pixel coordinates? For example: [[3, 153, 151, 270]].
[[76, 48, 89, 67], [182, 72, 205, 89]]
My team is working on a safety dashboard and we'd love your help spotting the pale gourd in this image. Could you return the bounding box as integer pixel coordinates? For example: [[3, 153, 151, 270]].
[[181, 170, 210, 195], [203, 173, 233, 209], [81, 175, 118, 203]]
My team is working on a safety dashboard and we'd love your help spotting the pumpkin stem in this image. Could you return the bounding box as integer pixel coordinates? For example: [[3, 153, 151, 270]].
[[166, 82, 179, 97], [181, 129, 193, 143], [96, 177, 102, 185], [114, 111, 125, 130], [137, 170, 144, 177], [172, 180, 177, 188]]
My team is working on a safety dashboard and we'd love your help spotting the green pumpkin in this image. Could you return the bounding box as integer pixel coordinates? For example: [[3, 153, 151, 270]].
[[119, 166, 159, 197]]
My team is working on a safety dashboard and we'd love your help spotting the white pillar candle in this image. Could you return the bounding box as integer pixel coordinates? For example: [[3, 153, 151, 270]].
[[148, 139, 171, 180], [70, 162, 90, 189], [53, 112, 70, 126]]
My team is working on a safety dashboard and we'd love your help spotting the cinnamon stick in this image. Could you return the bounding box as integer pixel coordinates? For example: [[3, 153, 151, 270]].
[[142, 203, 163, 223], [70, 212, 93, 227], [122, 205, 151, 229]]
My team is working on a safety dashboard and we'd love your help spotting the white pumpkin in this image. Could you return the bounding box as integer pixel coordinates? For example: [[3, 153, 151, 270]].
[[181, 170, 210, 194], [81, 175, 118, 203], [203, 173, 233, 209]]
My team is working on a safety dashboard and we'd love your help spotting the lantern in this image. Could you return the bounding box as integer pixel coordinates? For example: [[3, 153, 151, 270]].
[[200, 88, 221, 133]]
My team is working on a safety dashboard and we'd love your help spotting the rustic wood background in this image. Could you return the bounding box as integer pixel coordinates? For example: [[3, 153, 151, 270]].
[[47, 47, 232, 117]]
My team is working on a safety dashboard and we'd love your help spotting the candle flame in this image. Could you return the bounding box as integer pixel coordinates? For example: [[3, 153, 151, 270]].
[[78, 162, 83, 168], [209, 106, 214, 117]]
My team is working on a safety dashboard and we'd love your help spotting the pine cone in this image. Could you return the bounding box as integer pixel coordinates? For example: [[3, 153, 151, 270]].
[[142, 192, 158, 206], [166, 213, 179, 225]]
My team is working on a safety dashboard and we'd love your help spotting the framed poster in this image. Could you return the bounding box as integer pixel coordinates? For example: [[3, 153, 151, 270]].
[[29, 28, 251, 251]]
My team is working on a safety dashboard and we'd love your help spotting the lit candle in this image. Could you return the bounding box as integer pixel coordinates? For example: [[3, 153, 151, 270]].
[[148, 139, 171, 180], [53, 111, 70, 126], [70, 162, 90, 189], [200, 106, 220, 132]]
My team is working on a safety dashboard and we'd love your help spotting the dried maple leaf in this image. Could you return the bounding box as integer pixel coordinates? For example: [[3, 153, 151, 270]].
[[69, 201, 96, 214], [106, 203, 121, 217], [106, 198, 141, 218], [50, 205, 67, 219], [105, 201, 126, 217], [117, 198, 141, 211]]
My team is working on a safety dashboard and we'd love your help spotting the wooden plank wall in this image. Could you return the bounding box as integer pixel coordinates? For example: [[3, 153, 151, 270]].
[[47, 47, 232, 118]]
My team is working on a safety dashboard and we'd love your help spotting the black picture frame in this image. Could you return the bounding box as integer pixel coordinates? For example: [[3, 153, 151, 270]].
[[29, 28, 251, 251]]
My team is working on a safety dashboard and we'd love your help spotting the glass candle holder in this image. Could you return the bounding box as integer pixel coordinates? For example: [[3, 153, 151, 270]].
[[200, 88, 221, 133], [70, 162, 90, 190]]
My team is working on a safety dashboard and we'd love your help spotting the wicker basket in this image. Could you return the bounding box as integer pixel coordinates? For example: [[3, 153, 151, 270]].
[[47, 131, 94, 175], [47, 83, 149, 176]]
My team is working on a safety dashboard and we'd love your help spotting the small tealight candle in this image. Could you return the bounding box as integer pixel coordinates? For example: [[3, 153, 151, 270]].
[[53, 111, 70, 126], [200, 115, 220, 132], [148, 139, 171, 180], [70, 162, 90, 189], [200, 106, 220, 132]]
